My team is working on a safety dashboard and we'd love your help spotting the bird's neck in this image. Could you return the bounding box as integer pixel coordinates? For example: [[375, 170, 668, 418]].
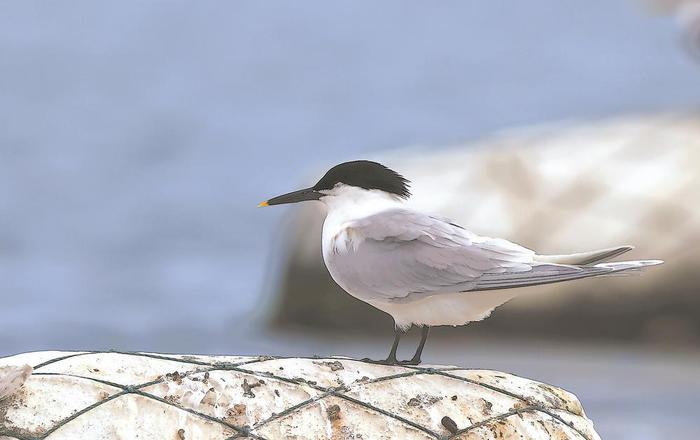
[[322, 187, 404, 226]]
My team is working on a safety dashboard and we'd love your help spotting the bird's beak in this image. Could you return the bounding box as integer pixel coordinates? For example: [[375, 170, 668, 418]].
[[258, 187, 322, 207]]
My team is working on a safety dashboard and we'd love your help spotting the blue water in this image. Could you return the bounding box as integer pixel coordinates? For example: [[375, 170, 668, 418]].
[[1, 0, 699, 354]]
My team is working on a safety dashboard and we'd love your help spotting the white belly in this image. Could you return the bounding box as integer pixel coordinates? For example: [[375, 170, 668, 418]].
[[369, 290, 518, 330]]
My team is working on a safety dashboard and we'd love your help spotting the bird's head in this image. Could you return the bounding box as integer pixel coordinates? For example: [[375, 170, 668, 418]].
[[258, 160, 411, 208]]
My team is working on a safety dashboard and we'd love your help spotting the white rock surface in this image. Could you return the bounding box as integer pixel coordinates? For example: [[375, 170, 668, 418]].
[[0, 365, 32, 401], [1, 351, 600, 440]]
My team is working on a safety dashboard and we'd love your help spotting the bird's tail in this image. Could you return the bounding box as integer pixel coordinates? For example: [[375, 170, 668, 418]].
[[473, 256, 663, 291], [535, 245, 634, 266]]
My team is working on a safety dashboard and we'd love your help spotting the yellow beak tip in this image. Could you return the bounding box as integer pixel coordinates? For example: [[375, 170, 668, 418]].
[[257, 201, 269, 208]]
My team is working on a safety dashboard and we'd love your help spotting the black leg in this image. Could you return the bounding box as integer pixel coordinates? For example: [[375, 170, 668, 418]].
[[361, 327, 405, 365], [383, 327, 403, 365], [401, 326, 430, 365]]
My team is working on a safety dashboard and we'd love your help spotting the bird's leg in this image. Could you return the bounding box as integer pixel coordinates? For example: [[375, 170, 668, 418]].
[[401, 326, 430, 365], [383, 327, 404, 365], [361, 327, 405, 365]]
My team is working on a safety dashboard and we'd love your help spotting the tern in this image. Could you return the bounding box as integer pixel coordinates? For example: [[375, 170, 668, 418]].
[[259, 160, 663, 365]]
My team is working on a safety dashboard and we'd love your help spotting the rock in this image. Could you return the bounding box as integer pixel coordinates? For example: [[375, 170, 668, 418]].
[[0, 351, 600, 440], [269, 113, 700, 342], [0, 364, 32, 401]]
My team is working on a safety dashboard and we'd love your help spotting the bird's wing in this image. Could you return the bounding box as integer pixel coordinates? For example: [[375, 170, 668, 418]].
[[332, 208, 539, 301]]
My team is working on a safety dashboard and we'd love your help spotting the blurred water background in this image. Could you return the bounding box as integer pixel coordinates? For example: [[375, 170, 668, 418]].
[[2, 1, 700, 438]]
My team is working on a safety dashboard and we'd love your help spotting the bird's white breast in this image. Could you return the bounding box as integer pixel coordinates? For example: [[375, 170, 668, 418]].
[[320, 186, 403, 301]]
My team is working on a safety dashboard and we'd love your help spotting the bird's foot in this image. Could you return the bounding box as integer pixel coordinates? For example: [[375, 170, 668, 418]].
[[399, 357, 422, 366], [360, 356, 401, 366]]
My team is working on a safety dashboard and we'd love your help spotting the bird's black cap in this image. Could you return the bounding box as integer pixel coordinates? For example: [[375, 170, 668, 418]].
[[259, 160, 410, 207], [313, 160, 411, 198]]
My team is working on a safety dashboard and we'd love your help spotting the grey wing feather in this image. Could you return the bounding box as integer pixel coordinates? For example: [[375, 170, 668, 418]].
[[474, 259, 663, 290], [341, 209, 537, 300], [535, 245, 634, 266], [340, 209, 662, 301]]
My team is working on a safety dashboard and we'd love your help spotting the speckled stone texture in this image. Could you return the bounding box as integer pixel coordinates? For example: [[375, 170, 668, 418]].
[[0, 351, 600, 440]]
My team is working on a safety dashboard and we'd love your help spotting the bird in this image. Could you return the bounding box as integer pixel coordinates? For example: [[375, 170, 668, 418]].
[[258, 160, 663, 365]]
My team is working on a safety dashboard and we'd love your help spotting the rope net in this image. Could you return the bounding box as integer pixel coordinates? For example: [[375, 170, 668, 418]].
[[0, 351, 598, 440]]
